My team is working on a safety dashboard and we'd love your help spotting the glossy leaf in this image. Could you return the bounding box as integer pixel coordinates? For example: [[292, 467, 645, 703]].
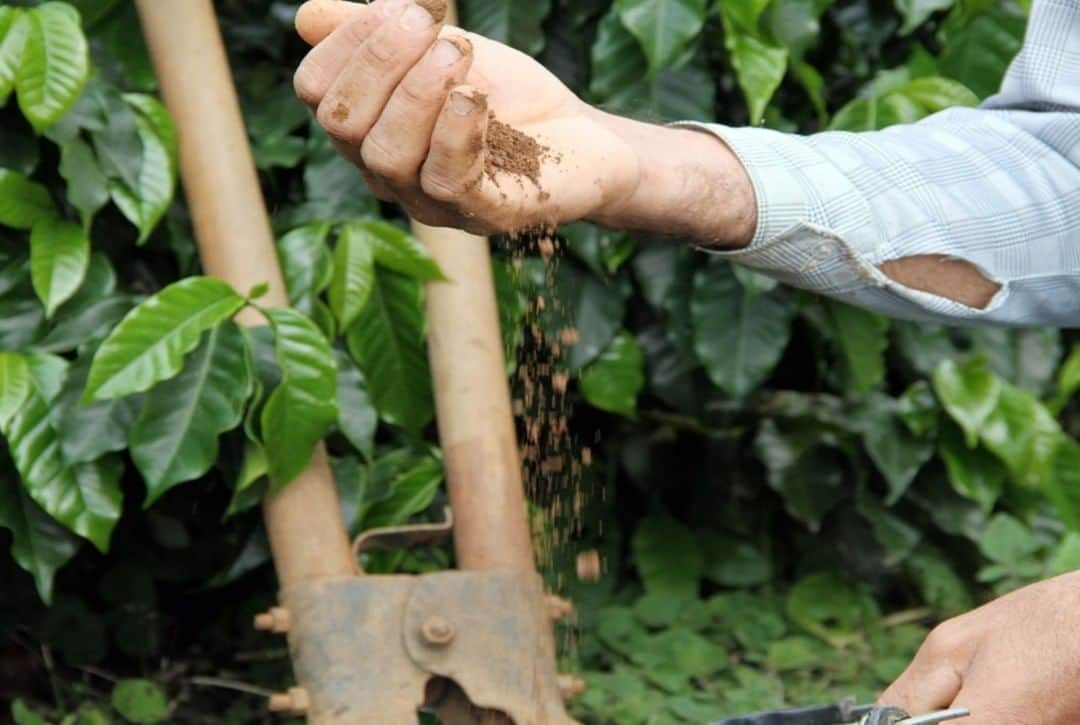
[[329, 221, 376, 330], [722, 25, 788, 125], [30, 217, 89, 318], [615, 0, 707, 74], [580, 330, 644, 417], [0, 169, 54, 229], [0, 477, 80, 604], [261, 308, 338, 487], [365, 220, 445, 282], [363, 455, 443, 529], [0, 8, 30, 104], [632, 515, 703, 601], [130, 323, 253, 504], [979, 382, 1062, 489], [786, 572, 876, 644], [3, 357, 123, 552], [1047, 438, 1080, 533], [938, 2, 1025, 98], [977, 514, 1040, 565], [938, 423, 1005, 514], [552, 260, 626, 370], [16, 3, 89, 132], [54, 352, 139, 464], [896, 0, 955, 34], [276, 222, 332, 315], [345, 268, 433, 432], [89, 85, 142, 191], [83, 277, 246, 402], [829, 301, 889, 394], [460, 0, 552, 56], [691, 260, 794, 398], [0, 352, 31, 429], [335, 349, 377, 458], [109, 109, 176, 243], [58, 138, 109, 229], [111, 679, 168, 724], [860, 396, 934, 504], [932, 357, 1000, 448]]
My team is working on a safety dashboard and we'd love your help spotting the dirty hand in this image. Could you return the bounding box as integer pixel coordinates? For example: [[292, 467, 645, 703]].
[[879, 571, 1080, 723], [293, 0, 755, 244]]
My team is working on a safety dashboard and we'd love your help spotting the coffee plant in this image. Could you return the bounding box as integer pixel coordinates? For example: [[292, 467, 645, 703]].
[[2, 0, 1077, 723]]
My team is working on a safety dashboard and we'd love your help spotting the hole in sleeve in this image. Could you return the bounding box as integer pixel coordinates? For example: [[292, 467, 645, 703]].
[[878, 255, 1002, 310]]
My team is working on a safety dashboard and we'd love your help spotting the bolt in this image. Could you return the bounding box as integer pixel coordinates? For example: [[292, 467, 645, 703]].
[[253, 606, 291, 634], [267, 687, 309, 715], [557, 674, 586, 701], [544, 594, 574, 621], [420, 615, 455, 646]]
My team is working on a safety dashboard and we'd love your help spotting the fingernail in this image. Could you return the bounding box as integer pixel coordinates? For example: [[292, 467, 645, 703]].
[[400, 3, 434, 30], [450, 90, 476, 116], [431, 38, 463, 67]]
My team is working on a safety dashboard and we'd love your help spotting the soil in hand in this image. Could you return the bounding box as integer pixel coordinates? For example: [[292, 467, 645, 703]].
[[485, 114, 552, 192]]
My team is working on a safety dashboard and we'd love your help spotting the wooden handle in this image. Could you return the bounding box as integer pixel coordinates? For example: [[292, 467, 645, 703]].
[[135, 0, 355, 588]]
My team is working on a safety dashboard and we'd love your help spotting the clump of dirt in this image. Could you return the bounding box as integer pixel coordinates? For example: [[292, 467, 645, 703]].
[[415, 0, 447, 23], [485, 114, 551, 191]]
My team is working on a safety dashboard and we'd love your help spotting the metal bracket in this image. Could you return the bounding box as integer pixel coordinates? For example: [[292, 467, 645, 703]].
[[277, 569, 578, 724], [352, 506, 454, 561]]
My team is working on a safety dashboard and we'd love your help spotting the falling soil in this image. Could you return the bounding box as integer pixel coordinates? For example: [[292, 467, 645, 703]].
[[485, 114, 550, 191]]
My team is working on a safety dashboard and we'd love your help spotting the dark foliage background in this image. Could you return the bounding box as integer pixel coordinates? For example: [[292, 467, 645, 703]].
[[3, 0, 1078, 723]]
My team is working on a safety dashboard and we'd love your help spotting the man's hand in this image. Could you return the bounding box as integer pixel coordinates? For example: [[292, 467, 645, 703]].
[[292, 0, 755, 244], [880, 571, 1080, 723]]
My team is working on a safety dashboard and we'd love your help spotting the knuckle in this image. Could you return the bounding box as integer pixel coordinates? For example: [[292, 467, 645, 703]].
[[293, 63, 326, 106], [357, 37, 399, 71], [921, 619, 966, 660], [420, 168, 471, 202], [395, 76, 439, 109], [360, 137, 411, 181]]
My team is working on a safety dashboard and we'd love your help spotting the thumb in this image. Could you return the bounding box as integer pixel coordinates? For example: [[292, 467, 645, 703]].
[[878, 660, 963, 716]]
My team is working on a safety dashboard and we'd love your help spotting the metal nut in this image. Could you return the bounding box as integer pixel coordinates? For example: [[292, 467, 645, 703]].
[[268, 687, 309, 715], [253, 606, 291, 634], [557, 674, 586, 701], [420, 615, 455, 646]]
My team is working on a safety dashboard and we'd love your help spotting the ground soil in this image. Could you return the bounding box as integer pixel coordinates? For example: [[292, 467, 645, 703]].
[[485, 114, 550, 190]]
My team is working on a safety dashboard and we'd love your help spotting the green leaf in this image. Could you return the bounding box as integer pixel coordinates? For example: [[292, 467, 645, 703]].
[[897, 380, 939, 437], [580, 330, 644, 417], [11, 699, 48, 725], [15, 2, 90, 133], [589, 8, 716, 122], [938, 1, 1025, 98], [58, 138, 109, 229], [0, 169, 55, 229], [345, 268, 433, 432], [857, 496, 922, 565], [615, 0, 707, 74], [111, 679, 168, 724], [0, 352, 31, 429], [3, 365, 123, 552], [460, 0, 552, 56], [89, 86, 142, 191], [1044, 437, 1080, 532], [932, 357, 1001, 448], [632, 515, 703, 601], [261, 308, 339, 487], [548, 261, 626, 370], [977, 513, 1040, 565], [109, 109, 176, 243], [363, 455, 443, 529], [335, 349, 377, 458], [719, 2, 788, 124], [979, 383, 1061, 488], [904, 545, 973, 615], [691, 260, 794, 398], [938, 423, 1005, 514], [276, 222, 333, 315], [786, 572, 876, 644], [896, 0, 955, 34], [83, 277, 246, 402], [829, 301, 889, 394], [754, 420, 846, 531], [1047, 532, 1080, 577], [123, 93, 176, 166], [365, 220, 445, 282], [30, 218, 89, 318], [330, 221, 376, 330], [0, 475, 80, 603], [130, 323, 253, 505], [54, 352, 140, 464], [0, 8, 30, 105], [1050, 343, 1080, 413], [768, 0, 832, 58], [700, 532, 772, 587], [860, 396, 934, 503]]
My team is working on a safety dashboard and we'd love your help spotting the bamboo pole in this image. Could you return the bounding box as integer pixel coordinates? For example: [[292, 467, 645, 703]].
[[135, 0, 355, 589]]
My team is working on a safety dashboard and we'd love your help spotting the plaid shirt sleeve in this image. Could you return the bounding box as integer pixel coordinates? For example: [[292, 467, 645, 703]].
[[692, 0, 1080, 327]]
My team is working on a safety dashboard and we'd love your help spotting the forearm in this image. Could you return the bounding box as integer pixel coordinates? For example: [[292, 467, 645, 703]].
[[586, 109, 757, 249]]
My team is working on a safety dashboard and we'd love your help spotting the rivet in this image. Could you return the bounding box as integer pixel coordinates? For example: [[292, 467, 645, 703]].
[[253, 606, 291, 634], [267, 687, 309, 715], [420, 615, 455, 646]]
